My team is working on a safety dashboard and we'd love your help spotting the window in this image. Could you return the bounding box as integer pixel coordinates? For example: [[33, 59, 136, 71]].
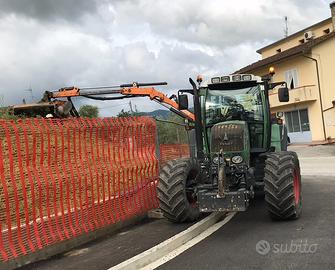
[[299, 109, 310, 131], [291, 110, 300, 132], [285, 109, 310, 133], [285, 69, 299, 89]]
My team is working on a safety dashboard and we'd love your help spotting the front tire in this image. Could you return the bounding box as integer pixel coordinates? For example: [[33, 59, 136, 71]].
[[157, 158, 200, 223], [264, 151, 302, 220]]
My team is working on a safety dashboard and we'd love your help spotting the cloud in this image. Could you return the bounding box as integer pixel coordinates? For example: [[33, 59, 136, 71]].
[[111, 0, 331, 47], [0, 0, 332, 115], [0, 0, 99, 23], [0, 15, 219, 113]]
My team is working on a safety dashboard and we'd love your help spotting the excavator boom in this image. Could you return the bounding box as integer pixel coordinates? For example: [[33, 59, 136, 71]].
[[11, 82, 195, 121]]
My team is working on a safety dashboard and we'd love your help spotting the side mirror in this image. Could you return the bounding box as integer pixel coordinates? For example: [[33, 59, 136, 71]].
[[178, 94, 189, 110], [278, 87, 289, 102]]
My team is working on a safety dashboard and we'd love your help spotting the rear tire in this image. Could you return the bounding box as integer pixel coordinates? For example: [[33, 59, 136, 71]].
[[264, 151, 302, 220], [157, 158, 200, 223]]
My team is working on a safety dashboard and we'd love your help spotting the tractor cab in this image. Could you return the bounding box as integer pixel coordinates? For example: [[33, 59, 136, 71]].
[[202, 75, 269, 164]]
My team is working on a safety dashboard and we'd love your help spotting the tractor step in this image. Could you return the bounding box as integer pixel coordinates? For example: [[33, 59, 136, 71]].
[[198, 190, 250, 212]]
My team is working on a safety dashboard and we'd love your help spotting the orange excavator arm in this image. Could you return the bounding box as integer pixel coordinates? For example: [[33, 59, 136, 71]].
[[121, 87, 195, 121], [14, 82, 195, 121]]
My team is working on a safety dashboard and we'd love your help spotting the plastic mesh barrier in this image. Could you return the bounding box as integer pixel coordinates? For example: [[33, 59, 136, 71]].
[[0, 117, 158, 262], [159, 144, 190, 165]]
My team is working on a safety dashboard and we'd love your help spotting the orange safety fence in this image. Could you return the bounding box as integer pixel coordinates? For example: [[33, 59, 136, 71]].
[[0, 117, 158, 262], [159, 144, 190, 165]]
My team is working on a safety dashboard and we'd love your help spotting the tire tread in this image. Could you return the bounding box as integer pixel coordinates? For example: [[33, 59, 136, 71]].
[[264, 151, 302, 220]]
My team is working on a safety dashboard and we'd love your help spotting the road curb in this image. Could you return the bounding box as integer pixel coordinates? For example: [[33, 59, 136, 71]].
[[1, 214, 148, 270], [109, 212, 225, 270]]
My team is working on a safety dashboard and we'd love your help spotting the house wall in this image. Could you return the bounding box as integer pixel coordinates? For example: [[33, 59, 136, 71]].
[[312, 39, 335, 139], [237, 2, 335, 142], [244, 52, 331, 142], [260, 20, 333, 59]]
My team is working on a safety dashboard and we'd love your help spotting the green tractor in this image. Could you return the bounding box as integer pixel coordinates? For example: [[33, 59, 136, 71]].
[[157, 71, 302, 222]]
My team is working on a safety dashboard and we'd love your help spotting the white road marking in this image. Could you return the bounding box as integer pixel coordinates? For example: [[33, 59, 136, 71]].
[[108, 212, 235, 270], [142, 212, 236, 270]]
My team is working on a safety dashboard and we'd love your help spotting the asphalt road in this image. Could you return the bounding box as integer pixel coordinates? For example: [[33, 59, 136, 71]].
[[19, 218, 195, 270], [291, 144, 335, 176], [158, 175, 335, 270], [158, 145, 335, 270]]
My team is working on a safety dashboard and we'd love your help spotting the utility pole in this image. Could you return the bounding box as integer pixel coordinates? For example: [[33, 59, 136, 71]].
[[129, 100, 134, 113], [25, 86, 35, 102], [284, 16, 289, 37], [0, 95, 4, 107]]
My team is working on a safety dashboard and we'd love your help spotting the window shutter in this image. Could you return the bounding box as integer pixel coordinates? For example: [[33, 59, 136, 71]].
[[284, 69, 299, 89]]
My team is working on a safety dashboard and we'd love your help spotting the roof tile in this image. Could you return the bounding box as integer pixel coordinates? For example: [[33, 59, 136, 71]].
[[235, 32, 335, 74]]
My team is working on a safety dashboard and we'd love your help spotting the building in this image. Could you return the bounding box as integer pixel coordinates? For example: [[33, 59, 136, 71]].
[[236, 2, 335, 143]]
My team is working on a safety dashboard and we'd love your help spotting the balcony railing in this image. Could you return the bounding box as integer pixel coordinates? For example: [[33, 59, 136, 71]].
[[269, 85, 318, 108]]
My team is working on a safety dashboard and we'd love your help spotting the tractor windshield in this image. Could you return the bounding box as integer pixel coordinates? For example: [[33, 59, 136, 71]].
[[205, 85, 264, 126]]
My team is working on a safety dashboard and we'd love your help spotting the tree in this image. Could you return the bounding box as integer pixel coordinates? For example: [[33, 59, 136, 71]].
[[116, 107, 188, 144], [79, 105, 99, 118], [117, 108, 144, 117], [0, 107, 20, 120], [117, 109, 132, 118], [156, 113, 189, 144]]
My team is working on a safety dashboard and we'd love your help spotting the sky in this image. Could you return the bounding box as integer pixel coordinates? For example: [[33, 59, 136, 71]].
[[0, 0, 332, 116]]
